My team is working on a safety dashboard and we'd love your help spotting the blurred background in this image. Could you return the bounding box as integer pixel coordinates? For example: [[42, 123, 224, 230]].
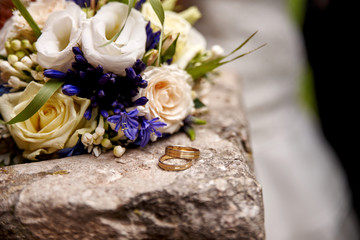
[[180, 0, 359, 239]]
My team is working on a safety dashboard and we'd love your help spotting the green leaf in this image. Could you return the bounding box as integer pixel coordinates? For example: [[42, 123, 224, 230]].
[[183, 125, 196, 141], [186, 31, 266, 80], [228, 31, 259, 56], [186, 58, 223, 80], [149, 0, 165, 25], [221, 43, 266, 65], [1, 80, 64, 125], [149, 0, 165, 66], [12, 0, 41, 38], [188, 115, 207, 125], [101, 0, 135, 47], [194, 98, 206, 109]]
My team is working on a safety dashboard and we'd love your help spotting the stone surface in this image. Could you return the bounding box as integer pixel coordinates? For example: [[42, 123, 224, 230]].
[[0, 72, 265, 240]]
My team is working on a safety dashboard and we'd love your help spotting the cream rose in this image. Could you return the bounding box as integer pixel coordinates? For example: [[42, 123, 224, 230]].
[[0, 82, 95, 160], [141, 3, 206, 68], [36, 2, 86, 71], [138, 65, 194, 134], [81, 2, 147, 75], [0, 18, 17, 56], [12, 0, 68, 40]]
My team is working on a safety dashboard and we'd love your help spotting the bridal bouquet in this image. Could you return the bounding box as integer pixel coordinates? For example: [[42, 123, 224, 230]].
[[0, 0, 262, 165]]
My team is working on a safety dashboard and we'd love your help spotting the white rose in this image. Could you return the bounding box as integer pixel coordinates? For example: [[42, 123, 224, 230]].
[[12, 0, 68, 40], [81, 2, 147, 75], [36, 2, 86, 71], [141, 3, 206, 68], [138, 65, 194, 134], [0, 81, 95, 160]]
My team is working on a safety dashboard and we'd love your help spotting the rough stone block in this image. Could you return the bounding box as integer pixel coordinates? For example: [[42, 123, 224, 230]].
[[0, 72, 265, 240]]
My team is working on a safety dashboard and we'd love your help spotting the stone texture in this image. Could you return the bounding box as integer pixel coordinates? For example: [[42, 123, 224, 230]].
[[0, 72, 265, 240]]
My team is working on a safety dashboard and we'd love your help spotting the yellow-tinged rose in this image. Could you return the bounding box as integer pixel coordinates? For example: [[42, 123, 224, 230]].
[[0, 82, 96, 160]]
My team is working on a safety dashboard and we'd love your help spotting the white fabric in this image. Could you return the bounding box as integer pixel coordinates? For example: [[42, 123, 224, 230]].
[[194, 0, 359, 239]]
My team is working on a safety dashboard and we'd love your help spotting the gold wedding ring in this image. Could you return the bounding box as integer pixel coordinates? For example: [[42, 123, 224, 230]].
[[165, 145, 200, 160], [158, 145, 200, 171], [158, 154, 193, 171]]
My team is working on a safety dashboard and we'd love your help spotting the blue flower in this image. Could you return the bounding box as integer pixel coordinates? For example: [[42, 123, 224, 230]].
[[44, 47, 148, 121], [137, 117, 166, 147], [56, 138, 87, 158], [107, 109, 139, 141], [62, 84, 81, 96], [145, 22, 161, 51], [135, 0, 146, 10], [0, 84, 11, 96], [43, 69, 67, 79]]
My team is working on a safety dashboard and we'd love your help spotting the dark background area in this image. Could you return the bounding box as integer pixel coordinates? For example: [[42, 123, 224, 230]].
[[303, 0, 359, 221]]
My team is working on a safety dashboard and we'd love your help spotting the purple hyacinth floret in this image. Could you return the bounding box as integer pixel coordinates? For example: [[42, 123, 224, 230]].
[[137, 117, 167, 147], [145, 22, 161, 51], [107, 109, 139, 141], [43, 47, 149, 121], [0, 84, 11, 96], [135, 0, 146, 10]]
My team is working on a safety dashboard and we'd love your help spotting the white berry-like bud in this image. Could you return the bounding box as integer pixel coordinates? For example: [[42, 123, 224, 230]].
[[114, 145, 126, 158]]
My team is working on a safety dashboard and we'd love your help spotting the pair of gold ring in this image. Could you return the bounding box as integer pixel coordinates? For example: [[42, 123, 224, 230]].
[[158, 146, 200, 171]]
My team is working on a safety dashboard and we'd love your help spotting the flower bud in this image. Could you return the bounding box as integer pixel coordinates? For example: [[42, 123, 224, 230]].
[[81, 132, 93, 147], [13, 62, 32, 72], [21, 56, 33, 68], [161, 34, 177, 53], [8, 76, 28, 89], [114, 145, 126, 158], [30, 54, 38, 64], [21, 40, 34, 51], [95, 126, 105, 137], [15, 51, 26, 60], [11, 40, 22, 51], [211, 45, 224, 58], [7, 55, 19, 65], [179, 6, 202, 25], [101, 138, 112, 149], [5, 41, 13, 54], [92, 146, 102, 157], [144, 49, 158, 66], [62, 84, 81, 96]]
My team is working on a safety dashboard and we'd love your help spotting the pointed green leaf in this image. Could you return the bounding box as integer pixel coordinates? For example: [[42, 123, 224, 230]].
[[12, 0, 41, 38], [1, 80, 64, 125], [183, 125, 196, 141], [186, 58, 223, 80], [149, 0, 165, 25], [148, 0, 165, 66], [228, 31, 258, 56], [221, 43, 266, 65], [193, 98, 206, 109]]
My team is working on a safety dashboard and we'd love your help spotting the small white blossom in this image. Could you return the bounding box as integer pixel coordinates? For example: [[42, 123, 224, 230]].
[[81, 132, 94, 147], [92, 146, 102, 157], [8, 76, 28, 90]]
